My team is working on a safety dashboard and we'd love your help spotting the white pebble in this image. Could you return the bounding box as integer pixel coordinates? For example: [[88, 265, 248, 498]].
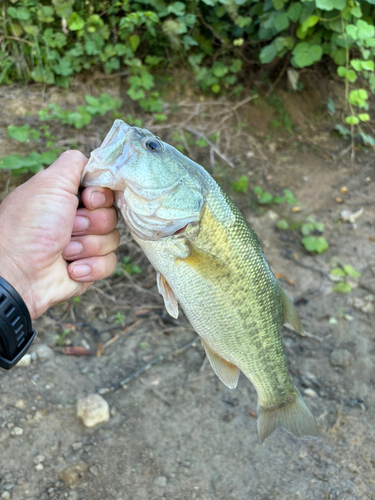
[[34, 455, 45, 464], [34, 344, 54, 361], [153, 476, 167, 487], [35, 463, 44, 471], [304, 388, 318, 398], [1, 492, 11, 499], [16, 354, 31, 367], [76, 394, 110, 428], [11, 427, 23, 436]]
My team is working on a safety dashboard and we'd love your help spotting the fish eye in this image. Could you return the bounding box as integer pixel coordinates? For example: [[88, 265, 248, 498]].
[[145, 138, 162, 152]]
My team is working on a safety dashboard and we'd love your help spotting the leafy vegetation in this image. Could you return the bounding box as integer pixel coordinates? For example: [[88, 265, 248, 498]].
[[1, 0, 374, 143], [254, 186, 297, 205], [276, 216, 329, 254], [330, 264, 361, 293], [0, 93, 121, 174], [114, 256, 142, 276]]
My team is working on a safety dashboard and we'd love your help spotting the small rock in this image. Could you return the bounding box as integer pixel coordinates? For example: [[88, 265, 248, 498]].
[[353, 298, 365, 309], [361, 302, 374, 314], [35, 463, 44, 472], [11, 427, 23, 436], [153, 476, 167, 487], [330, 348, 354, 368], [304, 388, 318, 398], [1, 492, 11, 499], [89, 465, 99, 476], [34, 344, 54, 361], [16, 354, 31, 367], [364, 294, 375, 302], [72, 442, 83, 451], [58, 462, 87, 486], [76, 394, 110, 428], [15, 399, 26, 410], [34, 455, 45, 464], [30, 351, 38, 362]]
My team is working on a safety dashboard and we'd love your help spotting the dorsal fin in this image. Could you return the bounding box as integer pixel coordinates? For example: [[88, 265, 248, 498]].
[[280, 288, 303, 336]]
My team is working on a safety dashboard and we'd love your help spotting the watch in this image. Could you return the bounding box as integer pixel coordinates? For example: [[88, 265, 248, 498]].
[[0, 276, 36, 370]]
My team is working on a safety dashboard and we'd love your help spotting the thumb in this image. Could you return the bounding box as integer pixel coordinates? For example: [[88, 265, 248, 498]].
[[43, 150, 88, 195]]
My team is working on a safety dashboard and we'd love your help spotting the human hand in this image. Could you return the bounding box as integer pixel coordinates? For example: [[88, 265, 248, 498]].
[[0, 150, 119, 320]]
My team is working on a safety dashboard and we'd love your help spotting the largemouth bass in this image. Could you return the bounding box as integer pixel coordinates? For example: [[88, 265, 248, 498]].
[[81, 120, 318, 443]]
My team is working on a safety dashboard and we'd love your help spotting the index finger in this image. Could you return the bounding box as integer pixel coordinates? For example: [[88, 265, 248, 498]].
[[80, 186, 114, 210]]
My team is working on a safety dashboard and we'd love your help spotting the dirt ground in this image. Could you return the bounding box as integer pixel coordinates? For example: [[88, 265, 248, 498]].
[[1, 76, 375, 500]]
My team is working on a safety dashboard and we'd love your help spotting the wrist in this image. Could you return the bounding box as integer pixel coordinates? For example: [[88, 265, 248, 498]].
[[0, 249, 37, 320], [0, 276, 37, 369]]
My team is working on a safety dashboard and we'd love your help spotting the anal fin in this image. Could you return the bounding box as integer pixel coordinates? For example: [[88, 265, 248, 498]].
[[201, 340, 240, 389], [157, 271, 179, 319], [280, 288, 303, 336]]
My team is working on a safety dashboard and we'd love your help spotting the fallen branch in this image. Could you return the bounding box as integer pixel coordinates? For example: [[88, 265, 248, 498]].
[[96, 319, 143, 356]]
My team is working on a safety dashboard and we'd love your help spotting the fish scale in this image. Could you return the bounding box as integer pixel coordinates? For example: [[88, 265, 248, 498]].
[[82, 119, 318, 443]]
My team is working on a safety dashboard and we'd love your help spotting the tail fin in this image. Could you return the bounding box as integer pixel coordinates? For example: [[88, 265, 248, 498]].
[[257, 388, 318, 444]]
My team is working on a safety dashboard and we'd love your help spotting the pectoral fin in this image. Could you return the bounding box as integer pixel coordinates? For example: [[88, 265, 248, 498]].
[[201, 340, 240, 389], [280, 288, 303, 336], [156, 272, 179, 319], [180, 242, 231, 280]]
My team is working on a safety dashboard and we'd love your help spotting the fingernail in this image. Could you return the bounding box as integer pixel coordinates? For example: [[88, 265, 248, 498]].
[[64, 241, 83, 257], [71, 264, 91, 278], [73, 216, 90, 232], [91, 192, 106, 208]]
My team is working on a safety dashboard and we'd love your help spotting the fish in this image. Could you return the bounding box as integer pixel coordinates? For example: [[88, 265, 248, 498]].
[[81, 119, 318, 443]]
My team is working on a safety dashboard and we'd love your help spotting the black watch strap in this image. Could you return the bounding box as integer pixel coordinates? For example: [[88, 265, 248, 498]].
[[0, 276, 36, 370]]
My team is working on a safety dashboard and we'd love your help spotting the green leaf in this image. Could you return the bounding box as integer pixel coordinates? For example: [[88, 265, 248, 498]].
[[301, 236, 329, 253], [16, 7, 31, 21], [212, 61, 228, 78], [330, 268, 346, 277], [283, 189, 297, 205], [274, 13, 290, 32], [211, 83, 221, 93], [67, 12, 85, 31], [334, 124, 350, 138], [362, 60, 374, 71], [7, 125, 39, 142], [346, 24, 358, 39], [350, 59, 362, 71], [167, 1, 186, 15], [258, 192, 273, 204], [358, 113, 370, 122], [37, 6, 54, 23], [129, 35, 141, 52], [315, 222, 324, 232], [332, 282, 352, 293], [344, 70, 357, 82], [343, 265, 361, 278], [337, 66, 347, 77], [196, 137, 208, 147], [272, 0, 285, 10], [301, 222, 314, 236], [300, 15, 319, 33], [232, 176, 248, 193], [276, 219, 289, 230], [287, 3, 302, 22], [292, 43, 323, 68], [260, 44, 277, 64], [345, 116, 359, 125], [356, 20, 375, 40], [316, 0, 346, 11], [349, 89, 368, 107]]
